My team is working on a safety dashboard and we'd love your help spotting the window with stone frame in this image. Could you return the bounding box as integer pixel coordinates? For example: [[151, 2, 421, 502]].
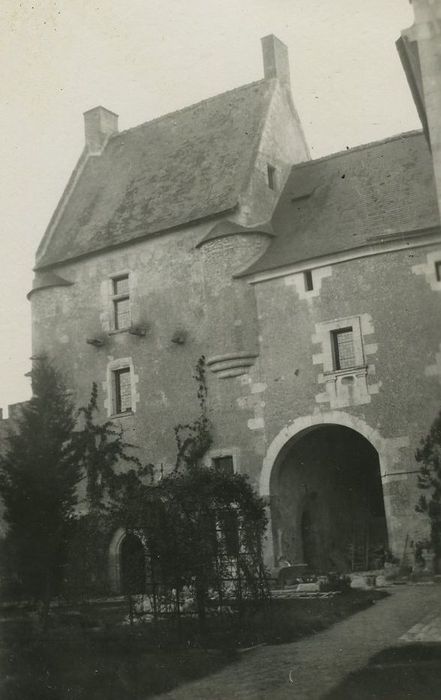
[[435, 260, 441, 283], [112, 274, 130, 330], [113, 367, 132, 414], [332, 327, 357, 370], [212, 455, 234, 475], [315, 316, 366, 376]]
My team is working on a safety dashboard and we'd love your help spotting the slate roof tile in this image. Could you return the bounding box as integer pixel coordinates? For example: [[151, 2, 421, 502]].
[[243, 130, 439, 276], [36, 79, 274, 269]]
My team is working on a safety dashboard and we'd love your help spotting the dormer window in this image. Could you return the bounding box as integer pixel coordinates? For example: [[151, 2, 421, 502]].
[[112, 274, 130, 330], [267, 164, 276, 190], [304, 270, 313, 292]]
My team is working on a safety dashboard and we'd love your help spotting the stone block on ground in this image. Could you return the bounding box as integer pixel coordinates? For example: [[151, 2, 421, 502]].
[[296, 582, 321, 593], [350, 574, 376, 590]]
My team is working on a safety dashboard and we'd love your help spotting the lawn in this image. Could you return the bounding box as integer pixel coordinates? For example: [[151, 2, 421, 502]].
[[0, 589, 387, 699]]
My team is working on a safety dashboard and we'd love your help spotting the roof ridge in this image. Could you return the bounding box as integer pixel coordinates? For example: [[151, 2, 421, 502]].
[[292, 129, 424, 170], [114, 78, 270, 140]]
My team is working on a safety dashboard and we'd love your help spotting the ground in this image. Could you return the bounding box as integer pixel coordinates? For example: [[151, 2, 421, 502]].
[[154, 583, 441, 700], [1, 584, 440, 698]]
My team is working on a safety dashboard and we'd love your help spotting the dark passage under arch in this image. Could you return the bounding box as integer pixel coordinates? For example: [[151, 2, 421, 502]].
[[271, 424, 388, 572]]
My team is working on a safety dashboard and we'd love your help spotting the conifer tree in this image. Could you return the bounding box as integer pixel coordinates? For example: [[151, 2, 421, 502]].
[[0, 356, 81, 604], [0, 357, 142, 605]]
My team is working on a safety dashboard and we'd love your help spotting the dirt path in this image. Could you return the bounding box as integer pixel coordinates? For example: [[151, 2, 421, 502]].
[[153, 584, 441, 700]]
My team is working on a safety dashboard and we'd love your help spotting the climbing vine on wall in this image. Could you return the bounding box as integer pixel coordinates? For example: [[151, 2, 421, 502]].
[[174, 355, 212, 470]]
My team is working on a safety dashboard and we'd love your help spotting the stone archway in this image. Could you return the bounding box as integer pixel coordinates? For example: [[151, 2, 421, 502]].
[[108, 528, 147, 594], [260, 412, 402, 570], [260, 411, 399, 497]]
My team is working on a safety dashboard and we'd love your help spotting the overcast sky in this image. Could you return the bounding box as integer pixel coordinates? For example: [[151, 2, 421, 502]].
[[0, 0, 418, 413]]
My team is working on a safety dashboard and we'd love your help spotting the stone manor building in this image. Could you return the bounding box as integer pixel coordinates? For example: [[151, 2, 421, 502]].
[[23, 4, 441, 588]]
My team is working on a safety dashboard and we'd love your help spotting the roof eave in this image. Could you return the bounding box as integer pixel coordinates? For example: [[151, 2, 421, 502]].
[[33, 204, 240, 272]]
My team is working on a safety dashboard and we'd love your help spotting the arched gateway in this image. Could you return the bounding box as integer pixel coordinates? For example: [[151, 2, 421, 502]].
[[261, 412, 391, 572]]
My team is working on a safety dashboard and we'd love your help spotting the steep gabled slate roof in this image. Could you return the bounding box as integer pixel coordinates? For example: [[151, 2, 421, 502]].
[[36, 79, 274, 269], [243, 130, 439, 276]]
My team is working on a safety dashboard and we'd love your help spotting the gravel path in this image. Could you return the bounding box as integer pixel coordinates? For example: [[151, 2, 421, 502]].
[[153, 584, 441, 700]]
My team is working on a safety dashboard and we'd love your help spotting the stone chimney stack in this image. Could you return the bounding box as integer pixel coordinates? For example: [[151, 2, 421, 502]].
[[402, 0, 441, 218], [261, 35, 291, 91], [84, 106, 119, 155], [411, 0, 441, 26]]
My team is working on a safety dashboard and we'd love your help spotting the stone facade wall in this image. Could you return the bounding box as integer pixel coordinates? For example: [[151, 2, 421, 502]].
[[244, 242, 441, 558], [31, 222, 213, 469], [30, 234, 441, 565]]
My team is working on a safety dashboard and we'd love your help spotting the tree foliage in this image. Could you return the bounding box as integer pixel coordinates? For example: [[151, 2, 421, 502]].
[[108, 357, 268, 620], [0, 356, 81, 601], [75, 382, 143, 511], [415, 407, 441, 570], [0, 356, 139, 603], [0, 353, 268, 619]]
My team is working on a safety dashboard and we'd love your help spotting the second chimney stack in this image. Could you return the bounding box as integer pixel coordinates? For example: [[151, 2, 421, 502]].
[[261, 34, 291, 91], [84, 106, 119, 155]]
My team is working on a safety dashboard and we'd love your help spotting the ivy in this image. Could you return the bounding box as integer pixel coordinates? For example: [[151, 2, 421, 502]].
[[173, 355, 212, 471], [74, 382, 146, 511]]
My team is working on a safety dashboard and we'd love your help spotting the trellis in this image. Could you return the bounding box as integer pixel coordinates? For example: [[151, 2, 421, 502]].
[[122, 512, 270, 635]]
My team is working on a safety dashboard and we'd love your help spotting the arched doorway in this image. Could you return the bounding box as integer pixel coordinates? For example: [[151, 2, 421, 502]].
[[120, 533, 146, 595], [108, 529, 147, 594], [270, 424, 388, 572]]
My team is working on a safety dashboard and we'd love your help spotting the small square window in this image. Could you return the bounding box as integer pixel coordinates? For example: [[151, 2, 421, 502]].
[[267, 164, 276, 190], [111, 274, 130, 330], [212, 455, 234, 475], [304, 270, 313, 291], [113, 276, 129, 296], [435, 261, 441, 282], [114, 367, 132, 414], [332, 327, 356, 370], [114, 298, 130, 330]]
